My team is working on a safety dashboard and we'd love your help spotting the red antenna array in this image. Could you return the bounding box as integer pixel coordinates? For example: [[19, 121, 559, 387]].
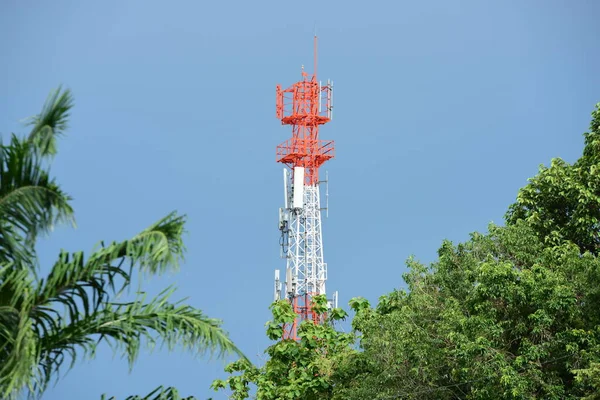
[[275, 36, 334, 186]]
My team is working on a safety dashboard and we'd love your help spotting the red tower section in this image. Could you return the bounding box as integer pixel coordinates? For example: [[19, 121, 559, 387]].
[[276, 36, 334, 185]]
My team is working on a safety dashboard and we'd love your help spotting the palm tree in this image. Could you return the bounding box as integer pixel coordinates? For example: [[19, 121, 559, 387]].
[[0, 87, 243, 399]]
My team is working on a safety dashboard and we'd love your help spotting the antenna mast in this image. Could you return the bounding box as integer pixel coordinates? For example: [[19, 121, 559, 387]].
[[273, 36, 337, 340], [314, 34, 318, 82]]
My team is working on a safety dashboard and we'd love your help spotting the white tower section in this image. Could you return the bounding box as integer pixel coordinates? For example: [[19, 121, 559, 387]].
[[276, 167, 338, 312], [287, 172, 327, 298]]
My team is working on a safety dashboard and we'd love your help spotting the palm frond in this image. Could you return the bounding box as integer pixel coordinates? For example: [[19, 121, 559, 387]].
[[0, 212, 192, 397], [34, 211, 186, 315], [0, 135, 74, 266], [89, 211, 187, 276], [0, 265, 38, 398], [100, 385, 197, 400], [37, 287, 243, 392], [0, 225, 34, 267], [30, 212, 191, 372], [25, 86, 74, 158], [15, 212, 243, 394], [35, 250, 128, 314], [30, 249, 129, 379]]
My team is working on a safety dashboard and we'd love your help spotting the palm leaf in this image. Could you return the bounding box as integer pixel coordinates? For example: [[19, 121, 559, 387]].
[[0, 225, 33, 266], [38, 287, 242, 389], [0, 212, 244, 397], [25, 86, 74, 158], [0, 135, 74, 268], [88, 211, 187, 276], [0, 265, 38, 398], [33, 211, 187, 317]]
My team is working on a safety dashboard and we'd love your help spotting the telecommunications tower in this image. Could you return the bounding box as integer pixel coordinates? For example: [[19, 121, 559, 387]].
[[273, 36, 338, 340]]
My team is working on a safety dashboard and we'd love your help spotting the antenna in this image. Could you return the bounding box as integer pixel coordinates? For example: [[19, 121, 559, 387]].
[[326, 79, 333, 120], [330, 80, 334, 120], [292, 167, 305, 209], [286, 267, 293, 296], [274, 270, 281, 301], [326, 171, 329, 218], [283, 168, 289, 209], [333, 291, 338, 308], [319, 81, 322, 113], [314, 34, 318, 79], [319, 171, 329, 217]]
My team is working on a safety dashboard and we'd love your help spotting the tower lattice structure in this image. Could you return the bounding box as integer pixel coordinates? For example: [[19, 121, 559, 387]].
[[273, 36, 337, 340]]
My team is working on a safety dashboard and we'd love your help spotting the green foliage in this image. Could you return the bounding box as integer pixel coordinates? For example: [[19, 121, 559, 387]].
[[0, 88, 243, 399], [0, 138, 74, 268], [332, 102, 600, 399], [507, 103, 600, 255], [25, 86, 74, 158], [212, 297, 355, 399], [336, 222, 600, 399], [573, 362, 600, 400]]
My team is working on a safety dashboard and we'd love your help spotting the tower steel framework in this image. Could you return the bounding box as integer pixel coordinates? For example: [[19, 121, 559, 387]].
[[273, 36, 338, 340]]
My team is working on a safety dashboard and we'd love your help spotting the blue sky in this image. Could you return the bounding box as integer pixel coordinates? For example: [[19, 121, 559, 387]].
[[1, 0, 599, 398]]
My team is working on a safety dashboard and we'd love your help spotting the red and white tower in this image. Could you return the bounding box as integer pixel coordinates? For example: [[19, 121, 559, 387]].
[[273, 36, 337, 340]]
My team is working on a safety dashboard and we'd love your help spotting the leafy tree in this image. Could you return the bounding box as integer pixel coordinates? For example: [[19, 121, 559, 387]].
[[507, 103, 600, 254], [337, 222, 600, 399], [211, 295, 353, 399], [333, 102, 600, 399], [0, 87, 243, 399], [334, 102, 600, 399]]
